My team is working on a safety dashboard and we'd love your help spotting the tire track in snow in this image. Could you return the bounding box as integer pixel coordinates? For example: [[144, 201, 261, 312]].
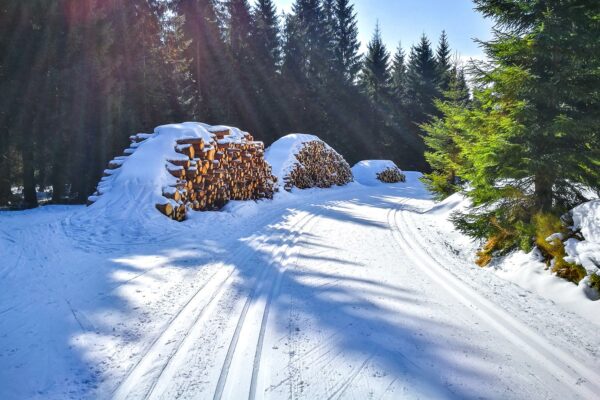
[[387, 205, 600, 399], [212, 211, 317, 400]]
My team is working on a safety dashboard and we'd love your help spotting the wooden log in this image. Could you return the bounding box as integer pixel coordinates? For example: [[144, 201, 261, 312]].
[[175, 144, 195, 159], [167, 165, 185, 179], [168, 158, 191, 168], [162, 187, 182, 202], [156, 202, 174, 217]]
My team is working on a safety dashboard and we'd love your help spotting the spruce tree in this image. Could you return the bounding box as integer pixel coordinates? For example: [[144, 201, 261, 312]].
[[448, 65, 470, 105], [177, 0, 229, 121], [226, 0, 259, 130], [252, 0, 281, 74], [333, 0, 361, 83], [360, 25, 394, 150], [435, 30, 452, 94], [361, 24, 391, 104], [405, 34, 439, 124], [251, 0, 282, 142], [424, 0, 600, 268], [293, 0, 329, 82], [421, 64, 470, 199], [391, 43, 407, 103]]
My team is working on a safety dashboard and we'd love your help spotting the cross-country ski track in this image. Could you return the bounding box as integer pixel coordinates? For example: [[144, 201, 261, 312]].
[[1, 174, 599, 399]]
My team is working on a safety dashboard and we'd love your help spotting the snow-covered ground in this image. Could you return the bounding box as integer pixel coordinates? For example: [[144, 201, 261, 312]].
[[1, 173, 599, 399]]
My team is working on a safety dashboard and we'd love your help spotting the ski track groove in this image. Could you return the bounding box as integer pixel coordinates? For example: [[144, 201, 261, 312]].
[[110, 204, 327, 399], [387, 203, 600, 400], [249, 213, 320, 400], [112, 267, 230, 400], [113, 209, 294, 400], [213, 211, 317, 400], [140, 268, 237, 400], [326, 354, 374, 400], [144, 210, 312, 400]]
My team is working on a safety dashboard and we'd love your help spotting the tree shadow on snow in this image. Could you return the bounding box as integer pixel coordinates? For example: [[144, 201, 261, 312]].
[[0, 184, 498, 399]]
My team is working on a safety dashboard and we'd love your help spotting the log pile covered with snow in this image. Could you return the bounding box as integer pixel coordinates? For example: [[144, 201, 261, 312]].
[[265, 134, 352, 191], [352, 160, 405, 185], [88, 122, 276, 221], [377, 166, 406, 183]]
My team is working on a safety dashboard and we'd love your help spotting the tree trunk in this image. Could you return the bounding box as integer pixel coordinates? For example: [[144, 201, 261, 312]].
[[21, 148, 38, 209], [0, 158, 11, 206], [534, 173, 553, 212], [0, 132, 11, 205], [50, 154, 66, 203]]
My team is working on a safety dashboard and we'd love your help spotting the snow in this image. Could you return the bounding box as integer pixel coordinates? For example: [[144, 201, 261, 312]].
[[1, 171, 600, 399], [430, 194, 600, 321], [351, 160, 402, 186], [562, 200, 600, 299], [572, 200, 600, 243], [264, 133, 330, 184]]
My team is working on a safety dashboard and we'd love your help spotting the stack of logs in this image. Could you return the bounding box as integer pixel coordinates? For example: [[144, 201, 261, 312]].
[[283, 141, 353, 191], [377, 167, 406, 183], [157, 129, 277, 220]]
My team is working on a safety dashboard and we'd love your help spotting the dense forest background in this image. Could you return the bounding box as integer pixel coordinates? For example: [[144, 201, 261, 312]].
[[0, 0, 469, 208]]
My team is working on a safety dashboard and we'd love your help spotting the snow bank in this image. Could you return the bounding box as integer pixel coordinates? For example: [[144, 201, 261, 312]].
[[429, 193, 599, 325], [571, 200, 600, 244], [488, 200, 600, 324], [492, 250, 599, 324], [352, 160, 402, 186], [564, 200, 600, 289], [427, 191, 471, 216]]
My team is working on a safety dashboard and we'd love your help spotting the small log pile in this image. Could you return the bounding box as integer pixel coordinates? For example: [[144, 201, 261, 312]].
[[377, 166, 406, 183], [283, 141, 353, 191], [158, 129, 277, 220]]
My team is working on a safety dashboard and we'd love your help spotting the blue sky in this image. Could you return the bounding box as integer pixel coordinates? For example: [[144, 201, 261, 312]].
[[273, 0, 494, 62]]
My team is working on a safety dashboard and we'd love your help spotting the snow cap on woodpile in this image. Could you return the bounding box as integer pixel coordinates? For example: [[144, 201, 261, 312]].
[[352, 160, 405, 185], [265, 134, 353, 191], [87, 122, 276, 221]]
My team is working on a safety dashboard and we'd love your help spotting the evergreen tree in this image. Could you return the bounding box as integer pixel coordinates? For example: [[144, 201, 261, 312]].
[[435, 30, 452, 94], [321, 0, 337, 50], [423, 0, 600, 269], [360, 25, 394, 151], [421, 65, 470, 199], [360, 24, 391, 104], [177, 0, 229, 121], [391, 43, 407, 103], [251, 0, 283, 141], [281, 0, 331, 133], [448, 65, 470, 105], [291, 0, 331, 84], [405, 34, 439, 124], [226, 0, 260, 130], [252, 0, 280, 74], [160, 3, 196, 121], [333, 0, 361, 83], [228, 0, 253, 61]]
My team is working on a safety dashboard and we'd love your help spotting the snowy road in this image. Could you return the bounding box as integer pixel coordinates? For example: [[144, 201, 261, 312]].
[[1, 174, 599, 399]]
